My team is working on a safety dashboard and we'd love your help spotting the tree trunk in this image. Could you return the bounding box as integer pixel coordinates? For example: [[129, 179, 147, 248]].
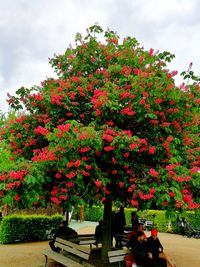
[[101, 196, 112, 266], [80, 205, 84, 222]]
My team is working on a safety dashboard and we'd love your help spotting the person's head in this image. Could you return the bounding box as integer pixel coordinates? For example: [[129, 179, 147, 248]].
[[131, 211, 137, 218], [60, 220, 68, 227], [99, 220, 103, 226], [120, 206, 124, 212], [151, 228, 158, 240]]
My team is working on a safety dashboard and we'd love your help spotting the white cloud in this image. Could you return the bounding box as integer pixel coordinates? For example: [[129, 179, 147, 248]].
[[0, 0, 199, 113]]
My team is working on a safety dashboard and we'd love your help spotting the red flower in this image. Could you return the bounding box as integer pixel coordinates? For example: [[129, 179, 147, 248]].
[[50, 197, 61, 204], [131, 200, 138, 207], [139, 99, 146, 105], [102, 134, 114, 142], [34, 126, 49, 136], [112, 157, 118, 164], [60, 195, 67, 200], [67, 162, 73, 167], [124, 152, 129, 158], [66, 172, 76, 179], [149, 48, 154, 56], [161, 122, 171, 127], [150, 168, 159, 177], [130, 143, 139, 150], [142, 92, 149, 97], [66, 181, 75, 187], [149, 146, 156, 155], [55, 173, 62, 179], [168, 192, 175, 197], [167, 136, 173, 142], [104, 146, 114, 151], [107, 120, 114, 126], [86, 165, 92, 170], [14, 194, 20, 202], [149, 188, 156, 194], [119, 182, 124, 188], [166, 164, 176, 171], [155, 98, 162, 105], [95, 179, 102, 187], [74, 160, 81, 167], [128, 187, 133, 193]]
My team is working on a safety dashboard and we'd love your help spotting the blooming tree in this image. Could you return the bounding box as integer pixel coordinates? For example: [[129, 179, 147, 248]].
[[0, 25, 199, 257]]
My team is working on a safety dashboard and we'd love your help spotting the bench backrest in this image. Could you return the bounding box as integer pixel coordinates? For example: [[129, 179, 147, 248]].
[[55, 237, 91, 260], [108, 248, 131, 263], [115, 233, 129, 246]]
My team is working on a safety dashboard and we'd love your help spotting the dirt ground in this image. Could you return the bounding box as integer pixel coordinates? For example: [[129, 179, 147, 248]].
[[0, 225, 199, 267]]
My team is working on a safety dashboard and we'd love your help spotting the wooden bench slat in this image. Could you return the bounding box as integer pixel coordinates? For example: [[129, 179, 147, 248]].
[[56, 238, 91, 254], [108, 248, 131, 263], [44, 237, 93, 267], [43, 249, 84, 267], [55, 242, 90, 260]]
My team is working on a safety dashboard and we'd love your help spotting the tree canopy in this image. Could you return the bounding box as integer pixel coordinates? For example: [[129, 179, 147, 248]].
[[0, 24, 199, 213]]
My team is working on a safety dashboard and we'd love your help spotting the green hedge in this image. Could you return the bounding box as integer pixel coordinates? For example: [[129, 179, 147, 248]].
[[72, 206, 104, 221], [72, 206, 199, 233], [0, 214, 62, 244]]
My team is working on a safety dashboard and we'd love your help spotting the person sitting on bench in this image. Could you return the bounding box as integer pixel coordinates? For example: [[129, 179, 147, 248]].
[[95, 220, 103, 245], [128, 231, 154, 267], [147, 228, 176, 267], [49, 220, 78, 252]]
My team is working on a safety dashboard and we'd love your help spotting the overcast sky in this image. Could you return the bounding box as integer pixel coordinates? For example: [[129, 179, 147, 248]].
[[0, 0, 199, 113]]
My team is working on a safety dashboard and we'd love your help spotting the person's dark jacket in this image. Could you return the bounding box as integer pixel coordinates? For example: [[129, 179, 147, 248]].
[[128, 236, 154, 267], [49, 223, 78, 252], [128, 236, 149, 258], [146, 236, 163, 259]]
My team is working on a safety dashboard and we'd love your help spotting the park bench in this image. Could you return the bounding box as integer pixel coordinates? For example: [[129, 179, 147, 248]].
[[77, 234, 100, 248], [43, 237, 94, 267], [115, 233, 130, 247], [108, 248, 144, 267], [108, 248, 132, 267], [143, 220, 153, 230]]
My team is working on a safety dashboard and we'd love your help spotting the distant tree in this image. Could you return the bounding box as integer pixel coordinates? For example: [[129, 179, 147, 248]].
[[0, 25, 199, 263]]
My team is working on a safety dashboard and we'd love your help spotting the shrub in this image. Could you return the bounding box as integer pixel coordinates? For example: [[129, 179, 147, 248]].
[[0, 214, 62, 244], [72, 206, 104, 222]]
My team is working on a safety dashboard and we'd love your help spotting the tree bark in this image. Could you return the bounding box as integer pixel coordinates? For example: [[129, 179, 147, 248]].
[[80, 205, 84, 222], [101, 196, 112, 266]]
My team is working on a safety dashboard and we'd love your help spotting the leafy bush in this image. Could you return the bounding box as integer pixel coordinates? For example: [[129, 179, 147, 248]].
[[72, 206, 104, 222], [73, 206, 200, 233], [0, 214, 62, 244]]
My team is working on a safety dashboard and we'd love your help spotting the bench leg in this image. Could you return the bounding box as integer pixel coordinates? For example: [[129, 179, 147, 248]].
[[44, 255, 48, 267]]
